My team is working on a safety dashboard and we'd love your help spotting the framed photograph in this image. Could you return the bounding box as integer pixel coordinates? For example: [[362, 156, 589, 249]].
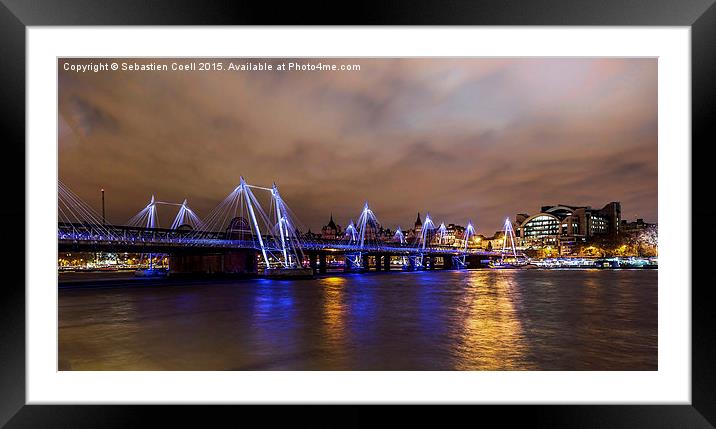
[[3, 0, 713, 426]]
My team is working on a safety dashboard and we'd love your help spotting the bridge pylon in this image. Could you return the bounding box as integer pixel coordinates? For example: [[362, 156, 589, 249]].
[[501, 217, 519, 261], [192, 177, 305, 270], [412, 212, 437, 269], [455, 220, 476, 269]]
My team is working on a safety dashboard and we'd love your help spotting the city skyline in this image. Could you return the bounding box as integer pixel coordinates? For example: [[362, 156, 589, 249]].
[[59, 58, 657, 232]]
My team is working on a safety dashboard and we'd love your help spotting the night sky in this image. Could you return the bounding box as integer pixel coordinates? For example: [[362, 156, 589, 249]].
[[59, 58, 657, 234]]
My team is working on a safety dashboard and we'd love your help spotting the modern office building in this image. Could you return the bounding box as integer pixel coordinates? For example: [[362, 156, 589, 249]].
[[515, 202, 621, 248]]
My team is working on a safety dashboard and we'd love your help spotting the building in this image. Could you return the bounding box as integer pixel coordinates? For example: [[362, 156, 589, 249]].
[[620, 218, 654, 235], [324, 213, 394, 242], [413, 212, 423, 236], [360, 217, 383, 241], [482, 231, 505, 251], [515, 202, 621, 251], [406, 212, 423, 242], [443, 223, 465, 246], [320, 214, 342, 240], [304, 229, 322, 240]]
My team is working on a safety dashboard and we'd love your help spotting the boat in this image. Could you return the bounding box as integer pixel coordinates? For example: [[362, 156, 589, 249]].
[[489, 258, 530, 269], [489, 261, 509, 269], [264, 267, 314, 279], [489, 261, 519, 269]]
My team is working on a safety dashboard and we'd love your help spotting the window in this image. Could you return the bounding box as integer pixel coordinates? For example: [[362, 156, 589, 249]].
[[523, 215, 559, 238]]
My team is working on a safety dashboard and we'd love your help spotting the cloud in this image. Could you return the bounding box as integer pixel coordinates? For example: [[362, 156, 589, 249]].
[[58, 58, 657, 233]]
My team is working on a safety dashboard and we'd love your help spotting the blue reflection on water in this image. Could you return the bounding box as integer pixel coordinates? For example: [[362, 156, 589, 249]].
[[343, 274, 378, 346], [253, 279, 296, 319], [416, 271, 450, 339], [250, 279, 297, 360]]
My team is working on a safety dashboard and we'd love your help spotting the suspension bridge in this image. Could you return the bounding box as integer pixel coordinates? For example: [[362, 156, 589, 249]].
[[58, 178, 518, 276]]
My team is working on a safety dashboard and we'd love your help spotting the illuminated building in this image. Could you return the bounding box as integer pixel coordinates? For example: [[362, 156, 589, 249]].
[[414, 212, 423, 236], [437, 223, 467, 246], [321, 214, 342, 240], [482, 232, 506, 251], [304, 229, 322, 240], [406, 212, 423, 242], [516, 202, 621, 251]]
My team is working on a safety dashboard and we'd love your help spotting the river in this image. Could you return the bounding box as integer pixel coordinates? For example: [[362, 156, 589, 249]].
[[58, 269, 657, 370]]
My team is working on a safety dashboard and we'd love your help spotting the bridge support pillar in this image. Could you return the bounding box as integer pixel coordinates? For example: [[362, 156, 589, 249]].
[[375, 254, 382, 271], [383, 254, 391, 271], [319, 252, 327, 274], [465, 254, 489, 268], [362, 254, 370, 271], [309, 252, 318, 275], [344, 256, 353, 272], [429, 256, 436, 270], [443, 255, 453, 270]]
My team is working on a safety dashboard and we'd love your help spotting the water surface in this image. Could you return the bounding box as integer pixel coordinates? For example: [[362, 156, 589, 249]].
[[58, 269, 657, 370]]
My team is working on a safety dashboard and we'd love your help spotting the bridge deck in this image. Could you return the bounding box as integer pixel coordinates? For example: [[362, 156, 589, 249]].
[[57, 222, 500, 256]]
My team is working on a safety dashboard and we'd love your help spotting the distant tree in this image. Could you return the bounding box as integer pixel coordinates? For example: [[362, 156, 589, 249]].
[[523, 248, 541, 259], [486, 241, 492, 251], [636, 225, 658, 256], [589, 233, 628, 257]]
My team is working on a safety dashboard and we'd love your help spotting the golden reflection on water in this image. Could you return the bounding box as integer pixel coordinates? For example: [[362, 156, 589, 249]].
[[454, 271, 531, 370], [582, 273, 604, 310], [320, 276, 348, 367]]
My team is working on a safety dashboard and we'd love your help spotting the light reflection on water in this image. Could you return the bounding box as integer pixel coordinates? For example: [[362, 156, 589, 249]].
[[58, 269, 657, 371], [452, 274, 531, 370], [320, 276, 348, 368]]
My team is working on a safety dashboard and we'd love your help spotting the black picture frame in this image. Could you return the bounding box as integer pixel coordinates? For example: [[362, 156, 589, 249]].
[[1, 0, 713, 427]]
